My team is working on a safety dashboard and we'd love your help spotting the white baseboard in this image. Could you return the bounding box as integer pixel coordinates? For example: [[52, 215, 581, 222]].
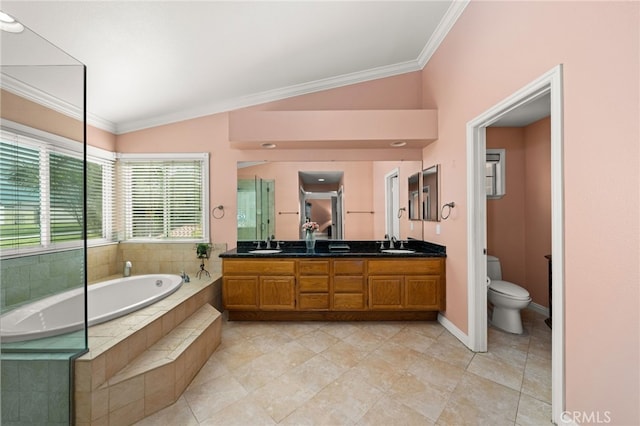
[[527, 301, 550, 317], [437, 313, 470, 348]]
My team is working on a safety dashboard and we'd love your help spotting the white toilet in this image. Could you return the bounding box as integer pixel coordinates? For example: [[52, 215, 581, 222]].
[[487, 255, 531, 334]]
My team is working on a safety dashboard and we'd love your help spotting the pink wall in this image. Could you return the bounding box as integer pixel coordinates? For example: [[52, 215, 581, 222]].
[[420, 1, 639, 423], [486, 119, 551, 308], [524, 118, 551, 307], [486, 128, 527, 289], [117, 73, 426, 245]]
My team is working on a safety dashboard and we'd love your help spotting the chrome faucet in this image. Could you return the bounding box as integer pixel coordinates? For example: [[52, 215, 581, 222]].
[[390, 236, 397, 249], [181, 271, 190, 283], [123, 261, 132, 277], [265, 236, 272, 249]]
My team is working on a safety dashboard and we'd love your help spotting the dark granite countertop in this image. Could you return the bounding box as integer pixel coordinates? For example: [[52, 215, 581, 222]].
[[220, 239, 446, 258]]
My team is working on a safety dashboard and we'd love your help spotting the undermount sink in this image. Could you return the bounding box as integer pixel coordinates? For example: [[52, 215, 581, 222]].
[[248, 249, 282, 254], [381, 249, 416, 254]]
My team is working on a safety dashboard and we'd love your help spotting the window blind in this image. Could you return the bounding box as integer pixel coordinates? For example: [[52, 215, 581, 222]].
[[121, 157, 206, 241], [0, 125, 116, 254]]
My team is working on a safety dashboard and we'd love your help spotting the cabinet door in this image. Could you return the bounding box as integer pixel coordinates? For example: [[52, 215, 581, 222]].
[[405, 276, 441, 310], [368, 276, 404, 310], [259, 276, 295, 310], [223, 276, 258, 310]]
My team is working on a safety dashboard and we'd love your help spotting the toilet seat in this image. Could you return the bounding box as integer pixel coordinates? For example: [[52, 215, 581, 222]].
[[488, 280, 530, 299]]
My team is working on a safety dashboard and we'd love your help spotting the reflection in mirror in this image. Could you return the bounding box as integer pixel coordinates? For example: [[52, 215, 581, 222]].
[[237, 161, 423, 241], [422, 164, 440, 221], [408, 172, 420, 220]]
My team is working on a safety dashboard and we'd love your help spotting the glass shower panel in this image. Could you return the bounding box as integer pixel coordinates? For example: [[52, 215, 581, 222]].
[[1, 12, 87, 425], [237, 176, 275, 241]]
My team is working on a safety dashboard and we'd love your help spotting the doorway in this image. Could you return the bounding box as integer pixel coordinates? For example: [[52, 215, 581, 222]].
[[466, 65, 564, 423]]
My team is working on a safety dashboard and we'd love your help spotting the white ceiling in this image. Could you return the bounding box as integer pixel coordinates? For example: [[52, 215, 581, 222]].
[[1, 1, 469, 135]]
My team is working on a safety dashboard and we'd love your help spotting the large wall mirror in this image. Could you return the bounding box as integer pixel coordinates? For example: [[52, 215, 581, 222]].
[[408, 172, 421, 220], [237, 160, 423, 241], [422, 164, 440, 221]]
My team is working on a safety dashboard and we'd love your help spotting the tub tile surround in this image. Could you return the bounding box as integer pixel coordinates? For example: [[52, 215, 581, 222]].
[[75, 275, 223, 425]]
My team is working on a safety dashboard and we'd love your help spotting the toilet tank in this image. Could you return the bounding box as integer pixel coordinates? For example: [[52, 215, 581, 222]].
[[487, 255, 502, 280]]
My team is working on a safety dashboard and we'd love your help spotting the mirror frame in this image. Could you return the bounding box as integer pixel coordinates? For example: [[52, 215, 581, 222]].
[[407, 172, 421, 221], [422, 164, 440, 222]]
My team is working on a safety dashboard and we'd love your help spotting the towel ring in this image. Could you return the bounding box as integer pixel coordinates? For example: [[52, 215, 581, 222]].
[[397, 207, 407, 219], [212, 205, 225, 219], [441, 202, 455, 220]]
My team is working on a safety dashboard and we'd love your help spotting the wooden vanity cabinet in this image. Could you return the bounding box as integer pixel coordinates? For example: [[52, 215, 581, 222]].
[[223, 259, 296, 311], [333, 259, 366, 310], [368, 258, 445, 311], [298, 260, 330, 310], [223, 256, 445, 320]]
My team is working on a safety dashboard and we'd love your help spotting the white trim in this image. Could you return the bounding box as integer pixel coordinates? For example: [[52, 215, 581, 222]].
[[117, 152, 209, 160], [417, 0, 470, 67], [466, 65, 565, 424], [115, 60, 422, 134], [1, 74, 117, 133], [437, 313, 470, 348], [527, 302, 550, 317]]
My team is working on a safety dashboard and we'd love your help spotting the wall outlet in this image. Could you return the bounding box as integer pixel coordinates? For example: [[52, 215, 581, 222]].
[[436, 224, 441, 235]]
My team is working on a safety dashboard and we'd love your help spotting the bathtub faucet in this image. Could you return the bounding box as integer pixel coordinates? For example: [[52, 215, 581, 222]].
[[123, 261, 132, 277]]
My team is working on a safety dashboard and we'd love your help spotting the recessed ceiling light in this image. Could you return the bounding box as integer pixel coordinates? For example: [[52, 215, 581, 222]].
[[318, 178, 325, 182], [261, 143, 276, 149], [0, 11, 24, 33], [390, 141, 407, 147]]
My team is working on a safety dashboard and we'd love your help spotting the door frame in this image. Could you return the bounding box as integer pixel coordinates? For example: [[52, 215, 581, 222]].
[[466, 65, 565, 423]]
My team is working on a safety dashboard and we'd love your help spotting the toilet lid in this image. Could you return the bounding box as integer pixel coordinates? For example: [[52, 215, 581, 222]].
[[489, 280, 530, 298]]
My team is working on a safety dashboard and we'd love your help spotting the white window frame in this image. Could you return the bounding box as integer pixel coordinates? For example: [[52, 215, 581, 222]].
[[0, 119, 116, 258], [117, 152, 210, 243], [486, 148, 506, 199]]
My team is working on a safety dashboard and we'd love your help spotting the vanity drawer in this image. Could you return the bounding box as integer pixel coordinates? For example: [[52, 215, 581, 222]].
[[299, 276, 329, 292], [299, 294, 329, 310], [367, 259, 442, 275], [333, 293, 365, 310], [298, 260, 330, 275], [333, 259, 365, 275], [334, 276, 365, 293], [224, 259, 295, 275]]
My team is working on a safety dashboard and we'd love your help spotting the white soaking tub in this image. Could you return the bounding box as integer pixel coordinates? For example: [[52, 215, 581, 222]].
[[0, 274, 183, 343]]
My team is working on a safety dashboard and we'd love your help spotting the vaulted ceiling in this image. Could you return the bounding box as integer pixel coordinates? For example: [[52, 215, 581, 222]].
[[1, 1, 468, 134]]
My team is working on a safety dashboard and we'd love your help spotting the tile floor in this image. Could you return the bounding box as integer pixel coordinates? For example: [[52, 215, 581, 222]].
[[135, 309, 551, 426]]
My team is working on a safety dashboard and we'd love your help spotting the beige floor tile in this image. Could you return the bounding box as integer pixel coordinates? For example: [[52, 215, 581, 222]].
[[423, 339, 475, 369], [309, 374, 385, 423], [319, 340, 370, 369], [250, 376, 317, 423], [134, 396, 199, 426], [388, 328, 437, 353], [407, 354, 466, 393], [295, 328, 341, 353], [320, 321, 362, 339], [343, 328, 388, 353], [131, 312, 551, 425], [357, 395, 435, 426], [388, 373, 452, 422], [279, 353, 348, 393], [199, 395, 276, 426], [183, 374, 248, 423], [437, 372, 520, 425], [370, 341, 424, 371], [521, 353, 552, 403], [466, 351, 524, 391], [516, 393, 553, 425]]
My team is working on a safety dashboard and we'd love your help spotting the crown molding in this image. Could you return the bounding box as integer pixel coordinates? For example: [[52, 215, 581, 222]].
[[1, 74, 117, 133], [114, 59, 422, 134], [417, 0, 470, 67]]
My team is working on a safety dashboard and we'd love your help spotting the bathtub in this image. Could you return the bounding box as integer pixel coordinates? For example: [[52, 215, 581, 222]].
[[0, 274, 183, 343]]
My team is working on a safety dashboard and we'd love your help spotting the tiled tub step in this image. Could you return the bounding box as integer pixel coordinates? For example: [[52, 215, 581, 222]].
[[76, 303, 222, 425]]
